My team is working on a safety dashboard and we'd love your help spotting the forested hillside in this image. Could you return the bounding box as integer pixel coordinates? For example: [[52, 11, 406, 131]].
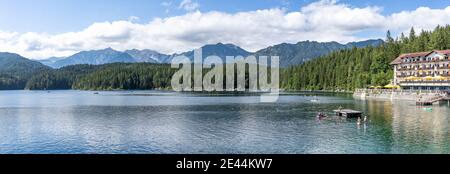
[[72, 63, 175, 90], [25, 63, 175, 90], [25, 64, 102, 90], [281, 25, 450, 91], [0, 52, 51, 89]]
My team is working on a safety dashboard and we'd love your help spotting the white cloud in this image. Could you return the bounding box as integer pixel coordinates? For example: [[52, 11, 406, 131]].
[[386, 6, 450, 32], [1, 0, 450, 59], [179, 0, 199, 12]]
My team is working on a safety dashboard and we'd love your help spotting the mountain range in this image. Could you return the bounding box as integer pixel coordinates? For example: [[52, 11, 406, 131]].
[[35, 39, 383, 68], [0, 39, 383, 90], [254, 39, 384, 67], [0, 39, 383, 72]]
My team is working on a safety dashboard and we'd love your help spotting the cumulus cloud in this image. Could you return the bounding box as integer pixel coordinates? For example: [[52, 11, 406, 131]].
[[386, 6, 450, 32], [1, 0, 450, 59]]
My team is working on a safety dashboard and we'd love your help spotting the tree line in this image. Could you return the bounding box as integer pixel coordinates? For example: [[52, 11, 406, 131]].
[[281, 25, 450, 91], [25, 63, 176, 90]]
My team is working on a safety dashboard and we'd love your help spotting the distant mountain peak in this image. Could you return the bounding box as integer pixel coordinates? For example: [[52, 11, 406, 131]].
[[103, 47, 115, 51], [202, 42, 242, 49], [0, 52, 22, 58], [37, 39, 383, 68], [96, 47, 120, 53], [255, 39, 384, 67], [0, 52, 50, 75], [125, 49, 166, 63], [44, 48, 135, 68], [345, 39, 384, 48]]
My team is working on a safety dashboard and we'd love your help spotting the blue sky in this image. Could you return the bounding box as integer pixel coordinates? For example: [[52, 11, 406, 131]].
[[1, 0, 450, 59], [1, 0, 449, 33]]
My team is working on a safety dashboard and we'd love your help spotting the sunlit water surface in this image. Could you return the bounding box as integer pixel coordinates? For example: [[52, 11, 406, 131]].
[[0, 90, 449, 154]]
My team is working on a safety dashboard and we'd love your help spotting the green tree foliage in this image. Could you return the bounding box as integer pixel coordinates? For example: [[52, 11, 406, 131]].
[[281, 25, 450, 91], [25, 64, 101, 90], [72, 63, 175, 90], [24, 63, 176, 90], [0, 74, 27, 90], [0, 52, 51, 89]]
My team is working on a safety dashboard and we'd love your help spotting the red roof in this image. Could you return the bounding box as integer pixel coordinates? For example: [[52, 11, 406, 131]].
[[434, 49, 450, 55], [390, 51, 431, 65], [390, 50, 450, 65]]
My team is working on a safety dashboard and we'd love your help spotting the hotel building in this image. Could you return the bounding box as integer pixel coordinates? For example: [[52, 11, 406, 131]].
[[391, 50, 450, 90]]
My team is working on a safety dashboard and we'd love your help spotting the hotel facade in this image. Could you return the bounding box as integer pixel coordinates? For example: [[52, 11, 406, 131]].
[[391, 50, 450, 90]]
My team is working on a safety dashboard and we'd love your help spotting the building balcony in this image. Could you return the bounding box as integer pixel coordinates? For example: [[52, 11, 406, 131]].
[[399, 81, 450, 87], [397, 69, 449, 73], [399, 59, 450, 65], [397, 74, 450, 78], [418, 67, 434, 70], [396, 67, 449, 71]]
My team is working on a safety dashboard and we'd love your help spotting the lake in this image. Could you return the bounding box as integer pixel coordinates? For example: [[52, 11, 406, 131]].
[[0, 90, 449, 154]]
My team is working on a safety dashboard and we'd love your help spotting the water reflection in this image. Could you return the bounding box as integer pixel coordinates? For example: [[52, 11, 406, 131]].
[[389, 101, 450, 153], [0, 90, 449, 154]]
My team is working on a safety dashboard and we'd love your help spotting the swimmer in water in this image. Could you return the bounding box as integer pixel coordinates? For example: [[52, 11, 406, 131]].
[[317, 112, 326, 119]]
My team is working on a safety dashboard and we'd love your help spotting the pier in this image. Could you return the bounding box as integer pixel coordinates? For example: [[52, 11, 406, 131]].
[[354, 89, 450, 103], [333, 109, 362, 118], [416, 95, 450, 106]]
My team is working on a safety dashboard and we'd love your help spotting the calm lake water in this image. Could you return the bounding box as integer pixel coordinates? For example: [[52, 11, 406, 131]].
[[0, 90, 449, 154]]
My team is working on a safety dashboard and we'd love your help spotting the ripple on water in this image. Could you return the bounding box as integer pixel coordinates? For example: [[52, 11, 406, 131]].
[[0, 90, 449, 154]]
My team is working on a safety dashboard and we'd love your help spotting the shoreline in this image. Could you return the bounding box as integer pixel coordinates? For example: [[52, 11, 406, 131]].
[[2, 88, 354, 94], [8, 88, 449, 103], [353, 88, 450, 101]]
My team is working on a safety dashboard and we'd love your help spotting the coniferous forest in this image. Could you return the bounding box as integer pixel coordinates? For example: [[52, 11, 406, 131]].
[[0, 52, 51, 90], [25, 63, 176, 90], [281, 25, 450, 91]]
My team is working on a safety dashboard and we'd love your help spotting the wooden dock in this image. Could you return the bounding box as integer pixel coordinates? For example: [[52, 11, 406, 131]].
[[416, 95, 450, 106], [333, 109, 362, 118]]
